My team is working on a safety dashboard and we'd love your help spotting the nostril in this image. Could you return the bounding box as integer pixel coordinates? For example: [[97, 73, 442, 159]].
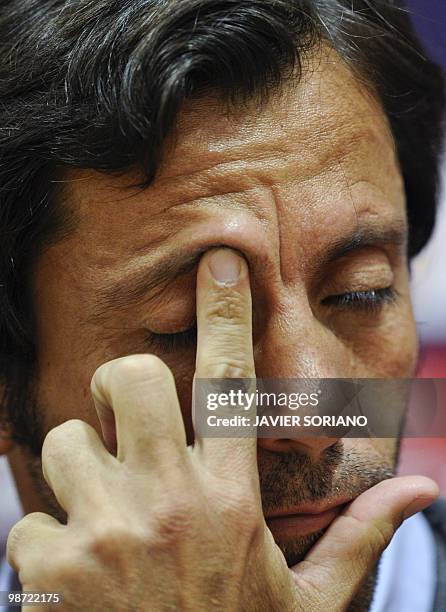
[[257, 436, 340, 459]]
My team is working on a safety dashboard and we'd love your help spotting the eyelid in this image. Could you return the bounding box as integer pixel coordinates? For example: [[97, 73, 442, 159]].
[[316, 247, 395, 295], [322, 286, 397, 310], [147, 324, 197, 352], [149, 287, 397, 352]]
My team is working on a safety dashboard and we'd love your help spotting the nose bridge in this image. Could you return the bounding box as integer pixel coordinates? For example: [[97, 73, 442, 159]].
[[254, 303, 341, 379], [254, 298, 345, 458]]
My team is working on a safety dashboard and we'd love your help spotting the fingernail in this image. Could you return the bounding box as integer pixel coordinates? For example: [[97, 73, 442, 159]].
[[208, 249, 242, 285]]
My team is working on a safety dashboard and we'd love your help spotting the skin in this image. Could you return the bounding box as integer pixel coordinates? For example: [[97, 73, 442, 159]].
[[2, 48, 439, 610]]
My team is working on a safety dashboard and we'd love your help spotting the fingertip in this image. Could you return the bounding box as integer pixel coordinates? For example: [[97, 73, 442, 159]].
[[395, 474, 440, 499], [199, 247, 248, 287], [400, 475, 440, 519]]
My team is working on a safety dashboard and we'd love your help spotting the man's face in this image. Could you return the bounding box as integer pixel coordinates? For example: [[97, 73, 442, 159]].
[[21, 50, 417, 565]]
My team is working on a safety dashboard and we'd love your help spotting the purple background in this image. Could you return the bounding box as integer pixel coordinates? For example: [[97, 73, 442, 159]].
[[407, 0, 446, 69]]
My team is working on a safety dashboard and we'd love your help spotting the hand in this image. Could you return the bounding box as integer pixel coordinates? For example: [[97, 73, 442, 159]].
[[7, 248, 438, 611]]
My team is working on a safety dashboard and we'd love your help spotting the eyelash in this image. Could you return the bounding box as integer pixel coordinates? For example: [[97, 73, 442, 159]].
[[149, 287, 396, 350], [149, 325, 198, 352], [321, 286, 397, 310]]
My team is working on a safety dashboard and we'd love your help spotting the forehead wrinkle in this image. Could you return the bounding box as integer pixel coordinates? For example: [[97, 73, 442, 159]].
[[148, 120, 391, 228], [81, 136, 403, 325], [62, 48, 402, 330], [63, 67, 394, 252], [134, 184, 272, 233], [156, 119, 388, 194], [156, 54, 390, 190]]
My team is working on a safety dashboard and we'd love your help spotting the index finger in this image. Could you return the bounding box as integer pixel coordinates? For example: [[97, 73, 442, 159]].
[[193, 248, 258, 477]]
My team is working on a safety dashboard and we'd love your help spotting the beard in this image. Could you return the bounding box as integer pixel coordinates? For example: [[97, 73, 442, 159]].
[[258, 442, 395, 611], [15, 394, 396, 612], [259, 442, 395, 564]]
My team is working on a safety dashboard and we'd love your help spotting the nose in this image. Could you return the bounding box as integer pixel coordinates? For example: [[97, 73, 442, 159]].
[[258, 436, 340, 460], [254, 306, 345, 459]]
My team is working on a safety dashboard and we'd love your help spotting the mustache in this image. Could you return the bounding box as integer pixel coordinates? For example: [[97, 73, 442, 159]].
[[258, 442, 395, 515]]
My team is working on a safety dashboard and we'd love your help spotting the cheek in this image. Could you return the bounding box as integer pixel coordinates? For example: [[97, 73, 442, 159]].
[[374, 438, 399, 464], [316, 270, 418, 378], [366, 269, 418, 377], [343, 438, 398, 469], [254, 297, 418, 379], [34, 331, 198, 441], [34, 302, 198, 444], [350, 301, 418, 377]]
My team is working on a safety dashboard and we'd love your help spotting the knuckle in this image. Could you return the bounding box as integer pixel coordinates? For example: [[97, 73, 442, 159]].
[[87, 521, 146, 565], [92, 355, 174, 405], [111, 354, 172, 389], [205, 290, 247, 326], [7, 513, 47, 564], [333, 515, 392, 562], [42, 420, 85, 459], [151, 494, 196, 544], [201, 291, 254, 377], [366, 519, 393, 557], [204, 356, 253, 378], [7, 520, 27, 558], [347, 514, 392, 555]]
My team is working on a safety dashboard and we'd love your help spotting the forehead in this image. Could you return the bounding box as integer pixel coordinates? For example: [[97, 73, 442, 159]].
[[165, 52, 392, 187], [57, 47, 404, 272]]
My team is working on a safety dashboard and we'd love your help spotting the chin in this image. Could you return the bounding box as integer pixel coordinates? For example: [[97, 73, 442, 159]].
[[275, 530, 326, 567]]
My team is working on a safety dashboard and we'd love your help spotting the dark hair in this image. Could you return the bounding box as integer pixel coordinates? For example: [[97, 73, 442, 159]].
[[0, 0, 444, 444]]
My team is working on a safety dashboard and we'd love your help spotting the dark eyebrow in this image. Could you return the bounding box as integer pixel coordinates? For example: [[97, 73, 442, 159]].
[[320, 223, 408, 267], [90, 222, 407, 322]]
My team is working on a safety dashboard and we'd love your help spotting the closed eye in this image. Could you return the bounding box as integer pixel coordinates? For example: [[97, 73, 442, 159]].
[[147, 287, 396, 351], [148, 324, 197, 352], [322, 286, 397, 311]]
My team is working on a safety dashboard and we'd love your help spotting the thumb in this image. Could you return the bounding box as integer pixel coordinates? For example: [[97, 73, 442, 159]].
[[291, 475, 439, 610]]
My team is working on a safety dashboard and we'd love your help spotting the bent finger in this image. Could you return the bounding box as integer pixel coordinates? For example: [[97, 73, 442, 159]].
[[7, 512, 63, 573], [91, 354, 187, 466], [41, 419, 113, 517]]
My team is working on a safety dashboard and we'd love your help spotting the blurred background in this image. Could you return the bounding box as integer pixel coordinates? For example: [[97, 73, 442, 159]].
[[398, 0, 446, 494], [1, 0, 446, 547]]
